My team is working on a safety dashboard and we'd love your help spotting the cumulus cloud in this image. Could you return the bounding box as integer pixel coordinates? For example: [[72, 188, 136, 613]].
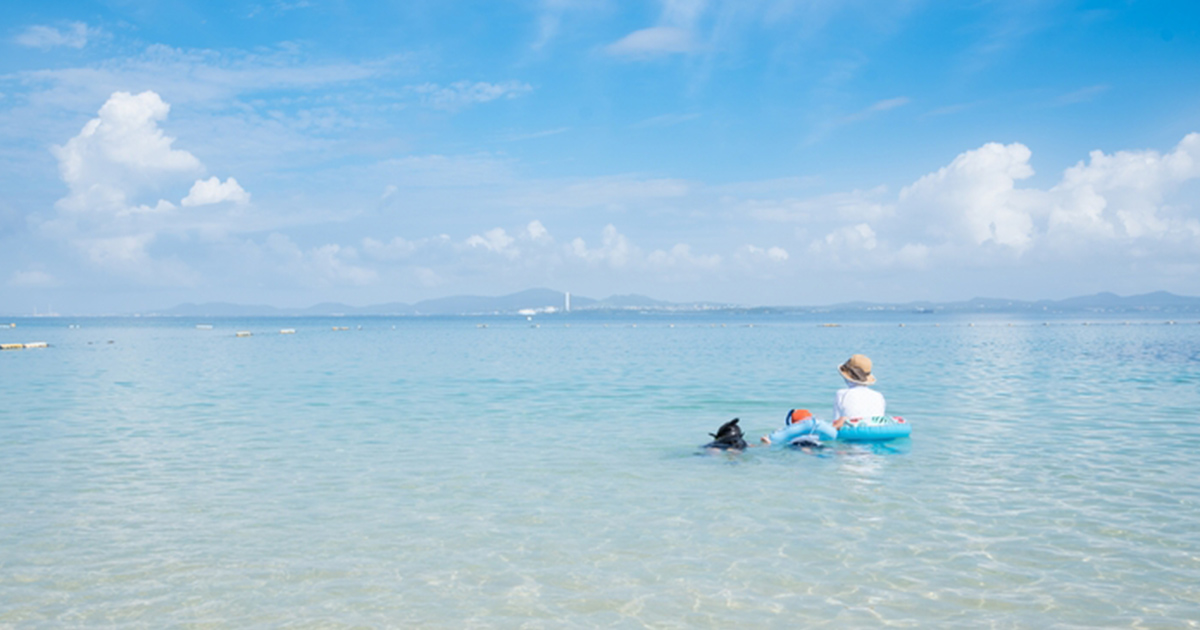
[[39, 90, 256, 284], [52, 91, 203, 213], [413, 81, 533, 110], [795, 133, 1200, 272], [570, 224, 636, 268], [466, 227, 519, 258], [1048, 133, 1200, 241], [182, 177, 251, 207], [15, 22, 95, 49], [898, 142, 1038, 250], [526, 220, 551, 242]]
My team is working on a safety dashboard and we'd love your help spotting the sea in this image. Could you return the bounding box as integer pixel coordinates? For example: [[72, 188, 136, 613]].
[[2, 310, 1199, 628]]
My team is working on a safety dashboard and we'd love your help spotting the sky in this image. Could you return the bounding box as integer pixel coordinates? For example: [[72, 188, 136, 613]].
[[2, 0, 1199, 314]]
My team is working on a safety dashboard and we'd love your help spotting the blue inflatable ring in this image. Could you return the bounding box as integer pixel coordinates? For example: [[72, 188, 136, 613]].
[[836, 416, 911, 442]]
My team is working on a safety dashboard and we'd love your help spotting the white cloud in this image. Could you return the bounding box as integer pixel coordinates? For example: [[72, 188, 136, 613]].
[[606, 27, 696, 56], [264, 233, 377, 286], [412, 81, 533, 110], [746, 187, 891, 223], [785, 133, 1200, 274], [570, 224, 636, 268], [841, 97, 911, 123], [82, 233, 156, 267], [743, 245, 789, 263], [813, 222, 877, 253], [465, 227, 518, 258], [899, 142, 1038, 250], [362, 236, 418, 261], [52, 91, 203, 214], [1048, 133, 1200, 241], [647, 243, 721, 269], [526, 220, 551, 242], [15, 22, 95, 49], [606, 0, 708, 58], [37, 90, 264, 285], [632, 112, 701, 128], [182, 177, 251, 207], [9, 270, 57, 287]]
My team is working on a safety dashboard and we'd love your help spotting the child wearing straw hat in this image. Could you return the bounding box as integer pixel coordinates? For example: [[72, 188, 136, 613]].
[[832, 354, 885, 429], [759, 353, 886, 446]]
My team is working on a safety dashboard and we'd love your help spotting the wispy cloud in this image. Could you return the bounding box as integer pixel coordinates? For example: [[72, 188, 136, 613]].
[[15, 22, 98, 49], [501, 127, 570, 142], [808, 96, 910, 144], [606, 0, 707, 58], [411, 80, 534, 110], [606, 26, 697, 57], [1053, 84, 1110, 106], [923, 101, 983, 118], [632, 112, 701, 128], [841, 96, 910, 123]]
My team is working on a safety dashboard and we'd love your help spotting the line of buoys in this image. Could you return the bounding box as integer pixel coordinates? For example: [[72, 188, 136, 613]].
[[236, 331, 252, 337], [2, 342, 47, 350], [332, 326, 349, 331], [280, 329, 296, 334], [196, 324, 214, 330]]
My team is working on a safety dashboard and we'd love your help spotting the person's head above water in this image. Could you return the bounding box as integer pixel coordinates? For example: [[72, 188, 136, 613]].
[[839, 354, 876, 386]]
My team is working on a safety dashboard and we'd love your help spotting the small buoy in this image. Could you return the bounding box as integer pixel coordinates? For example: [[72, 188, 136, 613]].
[[236, 331, 252, 337], [1167, 320, 1176, 325], [280, 329, 296, 334], [898, 323, 905, 328], [669, 324, 674, 328]]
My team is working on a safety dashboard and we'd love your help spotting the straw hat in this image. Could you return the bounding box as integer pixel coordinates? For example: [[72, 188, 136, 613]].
[[839, 354, 876, 385]]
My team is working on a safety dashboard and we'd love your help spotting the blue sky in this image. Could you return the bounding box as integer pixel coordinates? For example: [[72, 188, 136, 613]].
[[2, 1, 1199, 313]]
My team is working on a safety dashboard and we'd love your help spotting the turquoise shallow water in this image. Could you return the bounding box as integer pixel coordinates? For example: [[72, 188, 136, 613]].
[[2, 312, 1200, 628]]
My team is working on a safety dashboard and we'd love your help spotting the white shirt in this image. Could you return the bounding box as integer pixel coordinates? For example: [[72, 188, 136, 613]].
[[833, 381, 886, 420]]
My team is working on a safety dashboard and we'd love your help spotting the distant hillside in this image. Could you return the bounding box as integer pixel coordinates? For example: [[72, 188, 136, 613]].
[[819, 291, 1200, 314], [151, 290, 1200, 317]]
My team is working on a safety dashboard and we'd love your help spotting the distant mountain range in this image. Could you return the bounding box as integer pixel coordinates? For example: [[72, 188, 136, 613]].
[[147, 289, 1200, 317]]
